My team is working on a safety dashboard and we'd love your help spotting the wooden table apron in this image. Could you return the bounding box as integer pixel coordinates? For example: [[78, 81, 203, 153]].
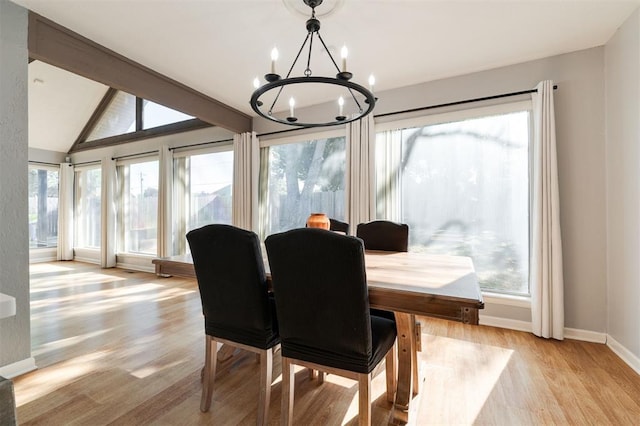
[[152, 251, 484, 424]]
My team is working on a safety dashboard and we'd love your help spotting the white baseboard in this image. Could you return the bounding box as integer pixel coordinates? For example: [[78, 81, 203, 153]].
[[73, 248, 100, 265], [73, 255, 100, 265], [116, 254, 156, 274], [116, 261, 155, 274], [479, 315, 640, 375], [0, 357, 37, 379], [607, 335, 640, 375], [479, 315, 607, 344], [565, 327, 607, 344], [29, 248, 57, 264], [479, 314, 532, 333]]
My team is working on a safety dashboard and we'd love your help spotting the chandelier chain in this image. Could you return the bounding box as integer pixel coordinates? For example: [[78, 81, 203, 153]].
[[305, 31, 315, 77], [315, 31, 364, 113], [268, 31, 312, 115]]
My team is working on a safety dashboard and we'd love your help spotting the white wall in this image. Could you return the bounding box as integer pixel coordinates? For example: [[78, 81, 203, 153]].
[[0, 0, 32, 374], [605, 8, 640, 367], [257, 47, 609, 335]]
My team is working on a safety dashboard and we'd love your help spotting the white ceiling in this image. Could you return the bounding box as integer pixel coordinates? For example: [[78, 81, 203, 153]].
[[16, 0, 640, 152], [29, 61, 108, 152]]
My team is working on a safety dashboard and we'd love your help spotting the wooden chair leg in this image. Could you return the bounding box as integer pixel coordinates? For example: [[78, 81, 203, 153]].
[[257, 349, 273, 426], [201, 335, 217, 412], [308, 369, 325, 383], [358, 373, 371, 426], [281, 357, 294, 426], [385, 343, 397, 403]]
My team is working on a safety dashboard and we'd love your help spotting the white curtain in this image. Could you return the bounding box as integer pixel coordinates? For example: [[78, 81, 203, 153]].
[[374, 130, 402, 222], [531, 80, 564, 340], [346, 114, 375, 233], [157, 145, 173, 257], [101, 157, 117, 268], [232, 132, 259, 231], [57, 162, 74, 260]]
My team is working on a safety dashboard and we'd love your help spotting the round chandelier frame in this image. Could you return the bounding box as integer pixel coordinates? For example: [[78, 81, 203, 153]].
[[250, 0, 376, 128]]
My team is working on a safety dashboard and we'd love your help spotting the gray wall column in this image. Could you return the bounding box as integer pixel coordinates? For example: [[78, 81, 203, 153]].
[[0, 0, 31, 371]]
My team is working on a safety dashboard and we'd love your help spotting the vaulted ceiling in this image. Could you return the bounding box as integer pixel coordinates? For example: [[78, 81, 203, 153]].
[[17, 0, 640, 153]]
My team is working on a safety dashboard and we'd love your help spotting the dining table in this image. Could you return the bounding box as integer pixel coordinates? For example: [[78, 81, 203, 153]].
[[152, 250, 484, 424]]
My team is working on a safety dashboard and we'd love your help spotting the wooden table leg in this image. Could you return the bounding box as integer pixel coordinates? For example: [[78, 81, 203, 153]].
[[392, 312, 414, 424], [411, 314, 419, 397]]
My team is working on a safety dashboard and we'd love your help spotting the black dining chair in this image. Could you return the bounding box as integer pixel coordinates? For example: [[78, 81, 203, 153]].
[[265, 228, 397, 426], [355, 219, 424, 379], [186, 224, 279, 425], [356, 220, 409, 321], [356, 220, 409, 252], [329, 218, 350, 234]]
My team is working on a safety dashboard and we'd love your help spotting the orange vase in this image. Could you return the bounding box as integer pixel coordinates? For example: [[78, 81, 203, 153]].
[[306, 213, 330, 230]]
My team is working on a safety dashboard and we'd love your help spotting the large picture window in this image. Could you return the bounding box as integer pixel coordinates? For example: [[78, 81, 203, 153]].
[[117, 159, 159, 255], [28, 165, 59, 248], [376, 103, 531, 295], [173, 147, 233, 254], [74, 166, 102, 249], [261, 133, 346, 237]]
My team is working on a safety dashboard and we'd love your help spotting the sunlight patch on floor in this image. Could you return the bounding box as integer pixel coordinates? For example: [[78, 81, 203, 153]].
[[30, 272, 127, 293], [31, 329, 114, 357], [420, 334, 514, 424], [14, 350, 112, 406], [29, 263, 74, 274], [129, 358, 188, 379]]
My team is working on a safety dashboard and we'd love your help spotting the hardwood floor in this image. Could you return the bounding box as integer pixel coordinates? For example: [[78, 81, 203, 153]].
[[13, 261, 640, 425]]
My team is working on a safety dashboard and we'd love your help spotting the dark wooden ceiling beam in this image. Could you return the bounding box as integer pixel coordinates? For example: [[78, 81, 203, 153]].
[[28, 11, 252, 134]]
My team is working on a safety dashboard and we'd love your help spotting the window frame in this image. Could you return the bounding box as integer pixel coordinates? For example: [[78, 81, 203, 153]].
[[27, 163, 60, 251], [172, 142, 234, 255], [73, 163, 102, 251], [70, 88, 210, 153], [259, 128, 348, 239], [374, 100, 533, 297], [116, 155, 160, 257]]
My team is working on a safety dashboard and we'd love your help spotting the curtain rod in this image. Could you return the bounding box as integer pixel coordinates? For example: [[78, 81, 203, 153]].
[[169, 138, 233, 151], [112, 150, 158, 161], [29, 160, 60, 167], [254, 85, 557, 136], [257, 126, 321, 138], [73, 160, 101, 167], [374, 85, 558, 119]]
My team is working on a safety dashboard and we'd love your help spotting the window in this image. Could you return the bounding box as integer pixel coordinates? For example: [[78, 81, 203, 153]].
[[28, 165, 59, 248], [173, 148, 233, 254], [74, 166, 101, 249], [86, 91, 137, 141], [77, 89, 198, 148], [117, 159, 159, 255], [375, 103, 531, 295], [143, 100, 194, 129], [261, 132, 346, 237]]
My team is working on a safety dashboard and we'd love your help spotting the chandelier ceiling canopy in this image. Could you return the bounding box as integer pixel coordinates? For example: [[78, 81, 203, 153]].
[[250, 0, 376, 128]]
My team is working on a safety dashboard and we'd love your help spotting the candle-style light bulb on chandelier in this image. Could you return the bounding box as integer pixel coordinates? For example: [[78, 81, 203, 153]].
[[250, 0, 377, 127]]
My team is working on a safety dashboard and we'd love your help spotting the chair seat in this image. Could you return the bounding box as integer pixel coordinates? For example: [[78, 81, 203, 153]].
[[205, 295, 280, 350], [280, 315, 395, 374]]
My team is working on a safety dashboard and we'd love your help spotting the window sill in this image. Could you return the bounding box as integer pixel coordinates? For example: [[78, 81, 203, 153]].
[[481, 291, 531, 308]]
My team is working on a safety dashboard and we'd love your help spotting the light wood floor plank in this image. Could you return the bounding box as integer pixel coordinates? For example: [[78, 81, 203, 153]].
[[12, 261, 640, 425]]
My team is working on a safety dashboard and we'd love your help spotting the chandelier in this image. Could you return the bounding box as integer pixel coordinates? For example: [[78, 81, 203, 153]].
[[249, 0, 376, 127]]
